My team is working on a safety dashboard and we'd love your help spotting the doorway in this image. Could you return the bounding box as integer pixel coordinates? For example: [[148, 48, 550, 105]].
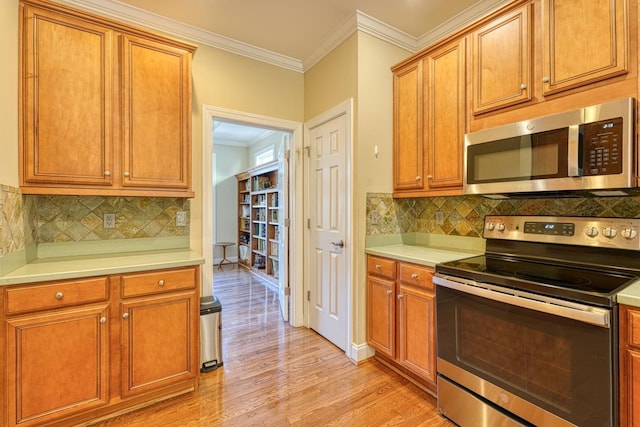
[[201, 105, 304, 326]]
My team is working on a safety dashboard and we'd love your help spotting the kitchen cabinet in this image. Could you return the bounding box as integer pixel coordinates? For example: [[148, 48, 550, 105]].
[[620, 304, 640, 427], [4, 277, 110, 427], [471, 3, 532, 114], [392, 61, 424, 192], [119, 268, 199, 398], [19, 0, 196, 197], [366, 255, 437, 393], [392, 37, 466, 197], [1, 266, 200, 427], [541, 0, 627, 95]]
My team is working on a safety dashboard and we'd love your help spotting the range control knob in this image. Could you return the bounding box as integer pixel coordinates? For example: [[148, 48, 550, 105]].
[[584, 226, 599, 237], [603, 227, 618, 238], [622, 227, 638, 240], [486, 222, 495, 231], [496, 223, 506, 232]]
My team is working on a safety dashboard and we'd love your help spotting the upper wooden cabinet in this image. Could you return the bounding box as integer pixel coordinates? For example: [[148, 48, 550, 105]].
[[542, 0, 628, 95], [19, 0, 196, 197], [392, 37, 466, 197], [392, 61, 424, 192], [471, 3, 532, 114]]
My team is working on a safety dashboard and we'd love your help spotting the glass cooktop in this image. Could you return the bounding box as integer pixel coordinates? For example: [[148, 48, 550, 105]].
[[436, 254, 639, 306]]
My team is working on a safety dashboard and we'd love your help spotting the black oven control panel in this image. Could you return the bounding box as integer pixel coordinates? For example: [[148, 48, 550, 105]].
[[484, 215, 640, 250], [581, 117, 623, 176]]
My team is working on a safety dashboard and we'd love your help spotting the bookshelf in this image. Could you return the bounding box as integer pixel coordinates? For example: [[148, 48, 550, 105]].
[[235, 161, 281, 284]]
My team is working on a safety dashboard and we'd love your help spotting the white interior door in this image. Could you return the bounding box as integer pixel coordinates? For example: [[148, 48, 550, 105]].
[[308, 112, 348, 350], [278, 134, 290, 322]]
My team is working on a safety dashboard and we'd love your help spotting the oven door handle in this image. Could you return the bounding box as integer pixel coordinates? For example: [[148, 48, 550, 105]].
[[434, 273, 611, 328]]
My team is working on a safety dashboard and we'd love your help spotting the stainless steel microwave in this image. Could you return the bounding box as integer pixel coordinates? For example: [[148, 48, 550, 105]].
[[463, 97, 636, 196]]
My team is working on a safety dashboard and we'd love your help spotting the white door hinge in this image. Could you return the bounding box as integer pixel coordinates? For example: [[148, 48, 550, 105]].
[[284, 287, 290, 296], [284, 218, 290, 227], [304, 146, 310, 157]]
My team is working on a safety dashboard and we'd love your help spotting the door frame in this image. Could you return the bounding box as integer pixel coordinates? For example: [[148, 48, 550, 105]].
[[201, 105, 304, 326], [303, 99, 354, 358]]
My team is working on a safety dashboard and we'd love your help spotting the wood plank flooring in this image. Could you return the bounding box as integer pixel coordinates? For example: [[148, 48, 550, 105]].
[[95, 267, 453, 426]]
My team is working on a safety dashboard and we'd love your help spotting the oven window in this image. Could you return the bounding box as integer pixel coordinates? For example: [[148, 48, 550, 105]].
[[437, 285, 614, 426], [467, 128, 568, 183]]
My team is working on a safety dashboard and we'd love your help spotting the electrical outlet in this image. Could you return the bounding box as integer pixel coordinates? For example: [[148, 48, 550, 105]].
[[370, 211, 380, 225], [104, 213, 116, 229], [435, 211, 445, 226], [176, 211, 187, 227]]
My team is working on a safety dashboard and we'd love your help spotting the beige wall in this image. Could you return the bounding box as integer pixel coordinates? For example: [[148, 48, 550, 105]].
[[1, 0, 19, 187], [354, 33, 411, 345]]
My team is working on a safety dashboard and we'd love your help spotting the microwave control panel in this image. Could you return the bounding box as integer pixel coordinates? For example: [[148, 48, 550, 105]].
[[581, 117, 623, 176]]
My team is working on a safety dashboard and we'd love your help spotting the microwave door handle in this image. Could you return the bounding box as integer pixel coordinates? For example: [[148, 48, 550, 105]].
[[567, 124, 581, 177]]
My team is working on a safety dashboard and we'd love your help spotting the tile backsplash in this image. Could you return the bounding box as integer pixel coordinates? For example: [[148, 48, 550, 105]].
[[0, 185, 189, 257], [367, 192, 640, 238]]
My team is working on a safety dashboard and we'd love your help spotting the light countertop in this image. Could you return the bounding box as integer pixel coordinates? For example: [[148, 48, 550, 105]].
[[0, 248, 204, 286], [618, 281, 640, 308], [365, 244, 477, 267]]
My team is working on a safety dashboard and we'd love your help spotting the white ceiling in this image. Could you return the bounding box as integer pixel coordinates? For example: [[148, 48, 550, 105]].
[[60, 0, 510, 72], [213, 121, 275, 147]]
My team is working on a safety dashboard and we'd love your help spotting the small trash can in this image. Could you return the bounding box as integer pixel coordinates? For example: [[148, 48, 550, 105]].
[[200, 295, 223, 372]]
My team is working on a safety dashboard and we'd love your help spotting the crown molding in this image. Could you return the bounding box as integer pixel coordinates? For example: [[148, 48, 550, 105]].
[[53, 0, 510, 74], [54, 0, 305, 72], [417, 0, 512, 49]]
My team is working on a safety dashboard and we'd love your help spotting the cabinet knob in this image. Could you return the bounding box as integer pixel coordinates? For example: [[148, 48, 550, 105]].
[[520, 83, 527, 90], [55, 292, 63, 300], [426, 175, 433, 180], [124, 172, 130, 177], [104, 170, 111, 177], [415, 176, 421, 181], [542, 76, 550, 83], [158, 279, 165, 286], [411, 273, 419, 279], [386, 290, 392, 296], [397, 294, 404, 300], [100, 317, 107, 324], [122, 312, 129, 319], [375, 264, 381, 270]]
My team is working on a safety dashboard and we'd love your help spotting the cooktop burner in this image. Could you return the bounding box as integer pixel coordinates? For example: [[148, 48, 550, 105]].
[[435, 215, 640, 307]]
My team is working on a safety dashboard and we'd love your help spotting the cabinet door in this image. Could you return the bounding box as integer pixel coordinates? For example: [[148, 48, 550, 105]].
[[472, 4, 532, 114], [424, 38, 466, 190], [20, 3, 114, 186], [393, 60, 424, 191], [397, 284, 436, 383], [542, 0, 627, 95], [120, 290, 198, 398], [121, 34, 192, 190], [5, 305, 109, 427], [367, 276, 395, 358]]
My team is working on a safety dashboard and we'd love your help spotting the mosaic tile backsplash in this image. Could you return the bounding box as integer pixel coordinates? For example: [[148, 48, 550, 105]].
[[367, 192, 640, 238], [0, 185, 189, 256]]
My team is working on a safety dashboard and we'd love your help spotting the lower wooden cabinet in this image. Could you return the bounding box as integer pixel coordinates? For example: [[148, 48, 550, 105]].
[[2, 266, 200, 427], [620, 304, 640, 426], [366, 255, 436, 392]]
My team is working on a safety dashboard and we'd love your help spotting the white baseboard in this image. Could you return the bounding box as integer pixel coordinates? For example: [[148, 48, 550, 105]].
[[348, 342, 375, 363]]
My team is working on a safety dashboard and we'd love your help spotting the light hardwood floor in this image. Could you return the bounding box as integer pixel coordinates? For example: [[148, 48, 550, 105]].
[[96, 267, 453, 426]]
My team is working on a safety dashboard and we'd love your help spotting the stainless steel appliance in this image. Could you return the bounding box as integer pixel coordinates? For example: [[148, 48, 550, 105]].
[[434, 215, 640, 426], [463, 98, 636, 196]]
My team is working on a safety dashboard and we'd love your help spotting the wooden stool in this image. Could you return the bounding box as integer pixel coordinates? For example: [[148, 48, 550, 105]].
[[214, 242, 235, 271]]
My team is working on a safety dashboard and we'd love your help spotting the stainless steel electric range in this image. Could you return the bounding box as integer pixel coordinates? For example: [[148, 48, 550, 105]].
[[434, 215, 640, 427]]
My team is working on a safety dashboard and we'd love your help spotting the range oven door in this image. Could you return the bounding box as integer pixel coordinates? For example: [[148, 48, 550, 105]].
[[434, 274, 615, 427]]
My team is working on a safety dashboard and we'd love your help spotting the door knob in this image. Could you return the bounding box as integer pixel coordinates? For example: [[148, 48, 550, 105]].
[[331, 240, 344, 248]]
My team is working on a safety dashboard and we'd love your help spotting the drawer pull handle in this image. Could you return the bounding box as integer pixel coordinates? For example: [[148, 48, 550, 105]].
[[411, 273, 419, 279], [100, 317, 107, 324], [122, 313, 129, 319], [375, 264, 381, 270], [158, 279, 165, 286], [55, 292, 64, 300]]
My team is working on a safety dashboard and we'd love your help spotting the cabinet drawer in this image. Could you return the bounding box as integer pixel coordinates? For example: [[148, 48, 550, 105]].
[[5, 277, 108, 315], [367, 256, 396, 280], [121, 267, 196, 298], [399, 263, 434, 290]]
